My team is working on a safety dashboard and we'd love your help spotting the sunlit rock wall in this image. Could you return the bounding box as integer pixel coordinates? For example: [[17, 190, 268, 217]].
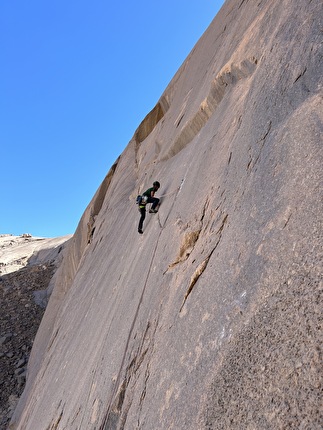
[[11, 0, 322, 428]]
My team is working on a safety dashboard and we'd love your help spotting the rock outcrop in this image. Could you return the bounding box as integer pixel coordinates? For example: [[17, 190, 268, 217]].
[[0, 235, 71, 429], [0, 234, 71, 277], [10, 0, 322, 429]]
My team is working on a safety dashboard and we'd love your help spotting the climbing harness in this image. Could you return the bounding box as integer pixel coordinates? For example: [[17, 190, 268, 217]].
[[101, 177, 188, 428], [136, 180, 184, 205], [153, 179, 185, 199]]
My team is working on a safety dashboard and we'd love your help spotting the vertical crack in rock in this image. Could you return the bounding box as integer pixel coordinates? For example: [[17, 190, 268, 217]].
[[282, 212, 292, 229], [100, 316, 160, 430], [70, 406, 82, 427], [100, 235, 164, 430], [238, 0, 247, 9], [247, 121, 272, 171], [46, 328, 60, 353], [136, 316, 160, 428], [200, 197, 210, 223], [228, 151, 232, 165], [100, 377, 127, 430], [216, 213, 228, 236], [123, 317, 160, 429], [46, 405, 64, 430], [293, 67, 307, 84], [180, 214, 228, 312], [166, 197, 210, 273], [180, 257, 211, 313]]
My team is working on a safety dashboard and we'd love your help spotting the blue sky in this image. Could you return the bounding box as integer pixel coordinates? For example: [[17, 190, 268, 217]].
[[1, 0, 224, 238]]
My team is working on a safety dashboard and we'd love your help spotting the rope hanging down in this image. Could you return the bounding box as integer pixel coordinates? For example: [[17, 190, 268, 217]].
[[158, 179, 185, 199], [102, 178, 185, 428], [157, 178, 185, 229]]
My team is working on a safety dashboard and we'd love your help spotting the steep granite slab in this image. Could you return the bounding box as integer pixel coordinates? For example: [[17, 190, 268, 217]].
[[10, 0, 322, 428]]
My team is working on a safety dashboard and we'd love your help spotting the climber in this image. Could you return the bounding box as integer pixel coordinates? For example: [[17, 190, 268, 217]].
[[137, 181, 160, 234]]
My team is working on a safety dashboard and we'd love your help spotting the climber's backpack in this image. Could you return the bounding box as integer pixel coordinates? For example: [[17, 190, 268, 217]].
[[136, 195, 142, 205]]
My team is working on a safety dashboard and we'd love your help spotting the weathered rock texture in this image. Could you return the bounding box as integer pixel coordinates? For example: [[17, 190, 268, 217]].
[[0, 235, 70, 429], [0, 234, 71, 277], [10, 0, 323, 428]]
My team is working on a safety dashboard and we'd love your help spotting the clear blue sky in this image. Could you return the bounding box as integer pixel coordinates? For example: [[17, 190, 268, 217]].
[[1, 0, 224, 238]]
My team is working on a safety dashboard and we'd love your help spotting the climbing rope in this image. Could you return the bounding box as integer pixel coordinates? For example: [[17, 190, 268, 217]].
[[158, 179, 185, 199], [100, 179, 187, 429], [157, 178, 185, 229]]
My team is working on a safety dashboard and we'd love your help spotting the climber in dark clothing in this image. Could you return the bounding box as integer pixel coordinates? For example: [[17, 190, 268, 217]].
[[138, 181, 160, 234]]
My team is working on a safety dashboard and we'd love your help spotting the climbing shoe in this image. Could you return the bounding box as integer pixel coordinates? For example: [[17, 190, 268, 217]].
[[138, 229, 143, 234], [149, 209, 158, 213]]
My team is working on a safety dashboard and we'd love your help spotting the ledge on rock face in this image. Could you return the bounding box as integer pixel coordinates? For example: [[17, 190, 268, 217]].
[[134, 96, 169, 145]]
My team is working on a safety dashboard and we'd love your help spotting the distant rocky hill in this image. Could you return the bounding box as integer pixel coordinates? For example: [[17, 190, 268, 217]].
[[0, 234, 71, 275], [9, 0, 323, 429], [0, 234, 70, 429]]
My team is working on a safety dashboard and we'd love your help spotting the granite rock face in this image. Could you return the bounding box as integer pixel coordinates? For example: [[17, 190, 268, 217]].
[[10, 0, 322, 429]]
